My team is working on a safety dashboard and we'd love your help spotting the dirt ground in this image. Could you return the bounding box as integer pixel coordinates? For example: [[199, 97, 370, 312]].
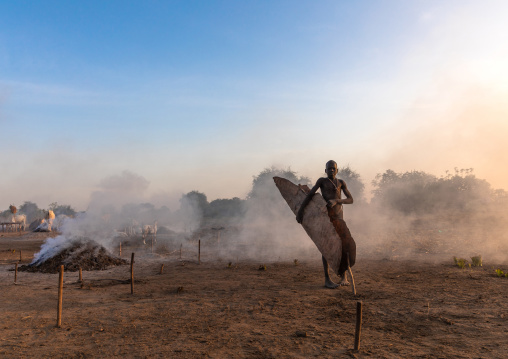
[[1, 231, 507, 358]]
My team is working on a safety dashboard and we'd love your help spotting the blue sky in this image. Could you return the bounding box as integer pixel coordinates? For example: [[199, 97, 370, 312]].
[[1, 1, 507, 210]]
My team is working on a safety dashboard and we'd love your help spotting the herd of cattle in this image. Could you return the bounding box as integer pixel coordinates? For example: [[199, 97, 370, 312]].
[[0, 211, 69, 232], [119, 221, 158, 244], [0, 213, 27, 230], [1, 208, 158, 244]]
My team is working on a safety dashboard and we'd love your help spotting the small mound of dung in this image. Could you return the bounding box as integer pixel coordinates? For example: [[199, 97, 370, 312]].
[[19, 241, 127, 273]]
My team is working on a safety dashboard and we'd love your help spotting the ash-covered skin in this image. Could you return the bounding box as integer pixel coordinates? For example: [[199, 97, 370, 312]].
[[296, 160, 354, 288]]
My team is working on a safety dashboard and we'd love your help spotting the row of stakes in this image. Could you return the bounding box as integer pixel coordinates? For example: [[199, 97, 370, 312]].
[[15, 239, 200, 325], [12, 239, 363, 351], [55, 253, 136, 328]]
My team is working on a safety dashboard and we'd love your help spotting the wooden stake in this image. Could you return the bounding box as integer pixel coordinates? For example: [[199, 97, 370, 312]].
[[56, 265, 64, 328], [160, 264, 164, 275], [198, 240, 201, 264], [354, 301, 362, 351], [19, 250, 22, 262], [14, 263, 18, 283], [119, 242, 122, 257], [130, 253, 135, 295], [347, 253, 356, 296], [79, 267, 83, 282]]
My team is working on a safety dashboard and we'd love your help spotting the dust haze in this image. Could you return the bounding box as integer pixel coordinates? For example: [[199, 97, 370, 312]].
[[14, 159, 508, 269]]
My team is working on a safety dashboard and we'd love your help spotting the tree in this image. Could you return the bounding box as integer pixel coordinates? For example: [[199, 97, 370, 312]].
[[337, 165, 366, 204], [427, 169, 493, 212], [178, 191, 209, 232], [19, 201, 45, 223], [248, 167, 310, 200], [371, 170, 437, 214], [371, 168, 497, 215], [181, 191, 209, 215], [207, 197, 246, 219], [48, 202, 58, 211], [0, 209, 12, 219], [244, 166, 311, 225], [48, 202, 76, 217], [54, 205, 77, 217]]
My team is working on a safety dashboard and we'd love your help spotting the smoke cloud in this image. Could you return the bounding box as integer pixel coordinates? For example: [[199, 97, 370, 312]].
[[346, 169, 508, 264], [31, 171, 156, 264], [30, 163, 508, 269]]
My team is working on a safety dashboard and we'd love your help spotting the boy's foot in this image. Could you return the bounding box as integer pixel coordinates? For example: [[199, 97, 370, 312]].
[[339, 275, 350, 286], [325, 279, 339, 289]]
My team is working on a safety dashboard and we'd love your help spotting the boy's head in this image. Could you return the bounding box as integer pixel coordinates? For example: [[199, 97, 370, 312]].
[[325, 160, 338, 179]]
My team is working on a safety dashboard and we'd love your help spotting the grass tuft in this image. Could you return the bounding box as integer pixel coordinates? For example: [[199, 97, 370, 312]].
[[453, 257, 468, 269], [471, 255, 482, 267]]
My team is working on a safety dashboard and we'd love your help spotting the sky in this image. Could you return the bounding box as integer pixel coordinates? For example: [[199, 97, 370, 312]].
[[1, 0, 507, 211]]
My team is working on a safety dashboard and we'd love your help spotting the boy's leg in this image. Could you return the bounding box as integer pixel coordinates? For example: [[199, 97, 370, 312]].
[[322, 256, 339, 289], [332, 219, 356, 286]]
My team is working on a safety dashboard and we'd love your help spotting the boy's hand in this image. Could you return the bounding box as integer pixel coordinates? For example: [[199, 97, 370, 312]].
[[327, 199, 343, 208]]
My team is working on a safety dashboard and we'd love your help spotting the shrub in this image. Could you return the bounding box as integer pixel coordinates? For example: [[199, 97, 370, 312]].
[[471, 255, 482, 267], [495, 269, 505, 277], [453, 257, 468, 269]]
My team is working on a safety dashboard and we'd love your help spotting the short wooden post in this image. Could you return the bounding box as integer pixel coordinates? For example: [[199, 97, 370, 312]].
[[14, 263, 18, 283], [160, 264, 164, 275], [56, 265, 64, 328], [19, 250, 22, 262], [79, 267, 83, 282], [130, 253, 135, 295], [354, 301, 362, 351], [198, 240, 201, 264], [119, 242, 122, 257]]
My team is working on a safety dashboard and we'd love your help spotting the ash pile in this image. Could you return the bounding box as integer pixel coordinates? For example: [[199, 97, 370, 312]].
[[19, 240, 127, 274]]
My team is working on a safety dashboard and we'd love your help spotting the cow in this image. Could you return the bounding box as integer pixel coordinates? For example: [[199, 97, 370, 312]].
[[33, 211, 56, 232], [142, 221, 158, 245], [0, 213, 26, 231], [14, 214, 26, 231]]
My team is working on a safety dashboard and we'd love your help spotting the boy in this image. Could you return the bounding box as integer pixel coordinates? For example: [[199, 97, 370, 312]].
[[296, 160, 356, 288]]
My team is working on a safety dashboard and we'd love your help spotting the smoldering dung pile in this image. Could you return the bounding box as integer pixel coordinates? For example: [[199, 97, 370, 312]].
[[19, 240, 127, 274]]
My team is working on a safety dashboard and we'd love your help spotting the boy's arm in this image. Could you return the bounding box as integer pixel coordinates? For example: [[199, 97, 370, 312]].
[[296, 179, 322, 223], [339, 180, 354, 205], [326, 180, 354, 207]]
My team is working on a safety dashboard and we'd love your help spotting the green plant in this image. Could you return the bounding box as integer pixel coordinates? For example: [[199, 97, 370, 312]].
[[495, 269, 504, 277], [471, 255, 482, 267], [453, 257, 468, 269]]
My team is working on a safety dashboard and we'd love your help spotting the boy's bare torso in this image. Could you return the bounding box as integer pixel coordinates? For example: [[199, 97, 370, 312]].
[[315, 177, 345, 220]]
